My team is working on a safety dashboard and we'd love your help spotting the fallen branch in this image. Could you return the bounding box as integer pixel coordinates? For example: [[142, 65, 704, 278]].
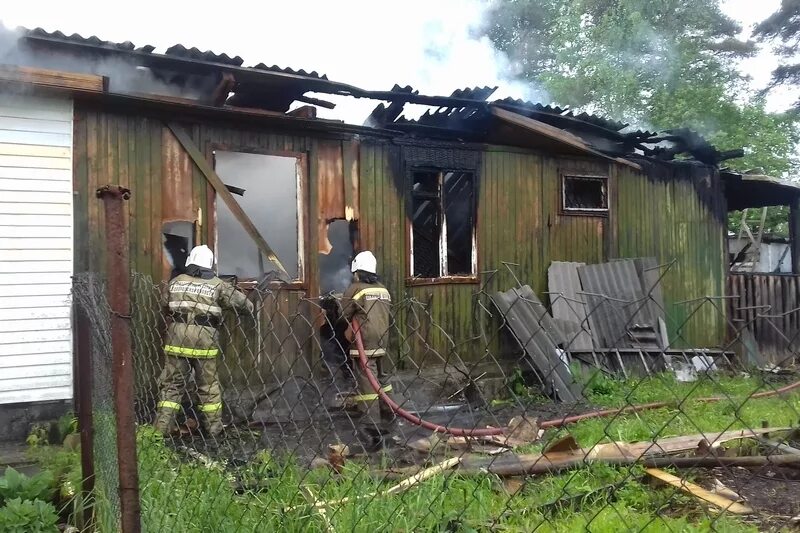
[[459, 428, 791, 477], [285, 457, 461, 512], [645, 468, 753, 515]]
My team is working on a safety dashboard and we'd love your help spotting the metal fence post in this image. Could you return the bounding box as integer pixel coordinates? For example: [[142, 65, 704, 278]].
[[73, 301, 95, 527], [96, 185, 141, 533]]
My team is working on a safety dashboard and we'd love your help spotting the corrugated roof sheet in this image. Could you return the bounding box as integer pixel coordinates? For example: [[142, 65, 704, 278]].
[[577, 260, 651, 349], [164, 44, 243, 66], [547, 262, 594, 350], [21, 27, 329, 79], [491, 285, 583, 402]]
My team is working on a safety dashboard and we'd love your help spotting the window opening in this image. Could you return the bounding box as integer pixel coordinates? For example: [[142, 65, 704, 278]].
[[410, 169, 476, 278], [162, 221, 194, 279], [563, 175, 608, 212], [214, 151, 303, 280]]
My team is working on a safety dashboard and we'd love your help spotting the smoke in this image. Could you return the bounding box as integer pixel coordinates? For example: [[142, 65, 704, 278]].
[[284, 0, 551, 123], [0, 23, 208, 99], [319, 220, 354, 295]]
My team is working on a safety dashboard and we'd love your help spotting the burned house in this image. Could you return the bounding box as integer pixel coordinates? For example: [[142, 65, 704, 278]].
[[1, 28, 799, 428]]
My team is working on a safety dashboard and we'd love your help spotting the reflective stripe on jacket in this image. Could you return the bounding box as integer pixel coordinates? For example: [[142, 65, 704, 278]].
[[341, 281, 392, 357], [162, 273, 253, 357]]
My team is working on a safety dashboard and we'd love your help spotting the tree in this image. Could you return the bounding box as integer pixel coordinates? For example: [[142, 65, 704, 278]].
[[480, 0, 800, 236], [754, 0, 800, 103]]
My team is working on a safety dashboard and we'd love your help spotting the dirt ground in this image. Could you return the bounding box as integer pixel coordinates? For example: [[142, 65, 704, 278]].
[[709, 464, 800, 529]]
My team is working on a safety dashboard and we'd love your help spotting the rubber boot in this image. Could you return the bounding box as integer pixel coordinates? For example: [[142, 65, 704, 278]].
[[203, 411, 225, 438], [153, 408, 178, 437]]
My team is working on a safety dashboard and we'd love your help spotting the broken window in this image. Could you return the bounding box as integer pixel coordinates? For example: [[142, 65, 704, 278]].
[[410, 170, 476, 278], [319, 219, 356, 294], [162, 221, 194, 279], [214, 151, 304, 280], [562, 175, 608, 213]]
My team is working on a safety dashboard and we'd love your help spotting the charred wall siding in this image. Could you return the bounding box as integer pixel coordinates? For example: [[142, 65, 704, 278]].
[[613, 164, 726, 347], [359, 141, 726, 366], [73, 108, 728, 389], [72, 104, 356, 395]]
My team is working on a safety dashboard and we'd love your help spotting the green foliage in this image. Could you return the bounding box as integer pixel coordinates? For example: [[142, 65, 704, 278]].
[[0, 498, 59, 533], [481, 0, 800, 234], [56, 413, 78, 441], [26, 425, 49, 448], [0, 468, 55, 506], [755, 2, 800, 98], [127, 371, 793, 532]]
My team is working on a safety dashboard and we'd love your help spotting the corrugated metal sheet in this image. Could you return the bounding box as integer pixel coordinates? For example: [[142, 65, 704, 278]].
[[613, 164, 726, 348], [491, 286, 582, 402], [578, 260, 650, 349], [632, 257, 666, 325], [165, 44, 243, 66], [547, 262, 593, 350], [22, 27, 329, 79]]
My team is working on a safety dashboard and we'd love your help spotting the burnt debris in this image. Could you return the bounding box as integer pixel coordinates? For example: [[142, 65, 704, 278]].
[[4, 26, 745, 166]]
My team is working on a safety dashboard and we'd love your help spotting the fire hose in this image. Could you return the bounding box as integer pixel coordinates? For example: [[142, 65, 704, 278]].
[[352, 321, 800, 436]]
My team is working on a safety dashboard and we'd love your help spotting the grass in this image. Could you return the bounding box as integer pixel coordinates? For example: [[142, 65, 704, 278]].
[[124, 371, 799, 532]]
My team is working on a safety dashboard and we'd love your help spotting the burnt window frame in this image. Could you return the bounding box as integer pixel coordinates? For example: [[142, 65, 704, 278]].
[[406, 166, 478, 285], [560, 172, 610, 216], [209, 144, 309, 289]]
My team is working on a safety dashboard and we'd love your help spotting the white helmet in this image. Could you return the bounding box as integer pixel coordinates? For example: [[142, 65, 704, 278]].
[[185, 245, 214, 269], [351, 251, 377, 274]]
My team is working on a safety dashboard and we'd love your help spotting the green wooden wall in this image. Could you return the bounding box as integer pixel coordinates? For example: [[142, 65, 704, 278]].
[[72, 105, 727, 390]]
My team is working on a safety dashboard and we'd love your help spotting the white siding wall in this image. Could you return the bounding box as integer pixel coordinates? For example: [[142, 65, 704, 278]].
[[0, 95, 73, 404]]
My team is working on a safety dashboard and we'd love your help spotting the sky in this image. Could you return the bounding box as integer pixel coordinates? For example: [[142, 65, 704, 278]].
[[0, 0, 795, 122]]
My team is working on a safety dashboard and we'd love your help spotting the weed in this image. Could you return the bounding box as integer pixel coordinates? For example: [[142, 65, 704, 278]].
[[0, 468, 55, 505], [0, 498, 59, 533]]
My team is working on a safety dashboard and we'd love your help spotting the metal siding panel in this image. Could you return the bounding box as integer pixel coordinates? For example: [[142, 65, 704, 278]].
[[547, 261, 593, 350]]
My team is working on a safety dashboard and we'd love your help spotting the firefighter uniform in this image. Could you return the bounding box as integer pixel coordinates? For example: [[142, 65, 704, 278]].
[[154, 249, 253, 436], [341, 272, 395, 444]]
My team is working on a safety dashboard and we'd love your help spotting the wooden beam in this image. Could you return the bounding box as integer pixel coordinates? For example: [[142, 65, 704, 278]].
[[165, 122, 289, 277], [210, 73, 236, 107], [287, 105, 317, 119], [0, 64, 106, 93], [645, 468, 753, 514], [490, 106, 640, 170]]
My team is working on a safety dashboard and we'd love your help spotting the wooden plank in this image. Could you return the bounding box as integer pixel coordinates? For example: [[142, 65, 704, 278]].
[[166, 122, 288, 277], [0, 65, 105, 93], [342, 138, 360, 221], [491, 107, 639, 169], [645, 468, 753, 515]]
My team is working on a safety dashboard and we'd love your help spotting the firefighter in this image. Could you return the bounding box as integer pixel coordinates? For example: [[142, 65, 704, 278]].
[[153, 245, 254, 437], [341, 251, 395, 450]]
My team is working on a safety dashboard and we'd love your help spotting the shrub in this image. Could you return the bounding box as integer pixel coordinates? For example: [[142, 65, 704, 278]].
[[0, 498, 58, 533], [0, 467, 55, 505]]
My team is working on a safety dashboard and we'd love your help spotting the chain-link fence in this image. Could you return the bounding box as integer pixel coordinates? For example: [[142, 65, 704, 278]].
[[72, 260, 800, 532]]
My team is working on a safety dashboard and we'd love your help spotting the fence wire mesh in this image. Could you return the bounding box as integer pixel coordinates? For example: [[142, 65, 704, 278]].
[[73, 262, 800, 532], [71, 273, 120, 530]]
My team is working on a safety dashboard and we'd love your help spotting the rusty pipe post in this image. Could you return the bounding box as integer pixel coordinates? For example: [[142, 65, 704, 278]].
[[73, 301, 95, 527], [96, 185, 141, 533]]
